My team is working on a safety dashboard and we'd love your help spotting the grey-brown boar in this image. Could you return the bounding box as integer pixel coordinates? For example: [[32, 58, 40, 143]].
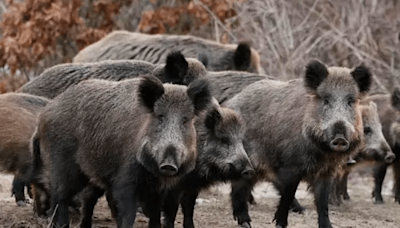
[[31, 76, 212, 228], [72, 30, 263, 73], [207, 71, 273, 105], [225, 61, 372, 228], [327, 101, 395, 205], [361, 88, 400, 204], [0, 93, 49, 206], [18, 52, 206, 99], [161, 100, 254, 228]]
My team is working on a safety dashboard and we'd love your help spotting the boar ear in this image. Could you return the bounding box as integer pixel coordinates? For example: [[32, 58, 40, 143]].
[[187, 78, 213, 115], [234, 42, 252, 71], [197, 52, 209, 69], [351, 64, 372, 95], [391, 87, 400, 111], [138, 76, 165, 112], [164, 51, 189, 85], [304, 60, 328, 92], [204, 107, 223, 130]]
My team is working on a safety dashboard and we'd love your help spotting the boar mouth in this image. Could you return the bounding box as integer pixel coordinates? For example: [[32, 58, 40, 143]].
[[361, 148, 395, 163]]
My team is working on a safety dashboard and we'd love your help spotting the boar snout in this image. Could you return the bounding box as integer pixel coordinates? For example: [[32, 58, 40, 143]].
[[159, 145, 180, 176], [159, 163, 178, 176], [241, 168, 255, 179], [384, 152, 396, 164], [330, 135, 349, 152]]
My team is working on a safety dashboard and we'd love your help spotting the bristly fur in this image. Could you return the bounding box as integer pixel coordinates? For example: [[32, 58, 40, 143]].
[[18, 53, 207, 99], [72, 30, 263, 73]]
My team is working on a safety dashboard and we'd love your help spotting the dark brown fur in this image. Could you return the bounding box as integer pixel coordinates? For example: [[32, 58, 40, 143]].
[[18, 52, 206, 99], [31, 76, 212, 228], [207, 71, 273, 105], [0, 93, 49, 206], [73, 30, 263, 74]]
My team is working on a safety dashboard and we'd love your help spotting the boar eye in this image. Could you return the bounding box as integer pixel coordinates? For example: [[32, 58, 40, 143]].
[[158, 114, 164, 123], [364, 127, 372, 135], [221, 138, 230, 145], [323, 97, 329, 105], [348, 97, 355, 106], [182, 117, 189, 125]]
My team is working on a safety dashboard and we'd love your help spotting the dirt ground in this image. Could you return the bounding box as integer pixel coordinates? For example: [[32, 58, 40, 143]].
[[1, 166, 399, 228]]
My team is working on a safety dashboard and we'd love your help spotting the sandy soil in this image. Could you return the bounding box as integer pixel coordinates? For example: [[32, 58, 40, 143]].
[[0, 166, 399, 228]]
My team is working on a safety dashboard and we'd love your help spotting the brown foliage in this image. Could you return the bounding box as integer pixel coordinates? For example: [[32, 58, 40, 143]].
[[138, 0, 243, 34], [0, 73, 28, 94], [0, 0, 131, 77], [0, 0, 82, 74]]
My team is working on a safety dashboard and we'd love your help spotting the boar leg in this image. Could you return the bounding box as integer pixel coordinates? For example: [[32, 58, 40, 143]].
[[339, 171, 350, 201], [112, 179, 137, 228], [248, 193, 257, 205], [141, 189, 164, 228], [273, 168, 300, 228], [27, 182, 33, 199], [80, 185, 104, 228], [51, 165, 87, 227], [393, 162, 400, 203], [12, 175, 26, 206], [313, 178, 333, 228], [163, 189, 182, 228], [290, 197, 305, 214], [231, 178, 256, 228], [328, 178, 342, 206], [181, 190, 199, 228], [106, 190, 118, 220], [52, 192, 72, 228], [272, 182, 305, 214], [372, 162, 388, 204]]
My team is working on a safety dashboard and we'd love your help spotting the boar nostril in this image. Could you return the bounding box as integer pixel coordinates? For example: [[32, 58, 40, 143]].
[[329, 137, 349, 152], [384, 153, 396, 164], [241, 169, 255, 179], [159, 163, 178, 176]]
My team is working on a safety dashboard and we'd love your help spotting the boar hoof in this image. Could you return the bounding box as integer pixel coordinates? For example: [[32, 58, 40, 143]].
[[373, 199, 384, 204], [16, 200, 26, 207], [343, 194, 351, 201], [240, 222, 251, 228], [291, 205, 305, 214]]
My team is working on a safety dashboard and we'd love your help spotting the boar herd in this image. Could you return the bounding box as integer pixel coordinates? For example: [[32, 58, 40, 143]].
[[0, 31, 399, 228]]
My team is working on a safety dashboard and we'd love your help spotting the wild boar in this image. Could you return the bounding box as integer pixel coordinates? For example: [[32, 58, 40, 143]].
[[362, 88, 400, 204], [207, 71, 273, 105], [225, 61, 371, 228], [160, 100, 254, 228], [328, 101, 395, 205], [30, 76, 212, 228], [72, 30, 263, 74], [0, 93, 49, 206], [18, 52, 206, 99]]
